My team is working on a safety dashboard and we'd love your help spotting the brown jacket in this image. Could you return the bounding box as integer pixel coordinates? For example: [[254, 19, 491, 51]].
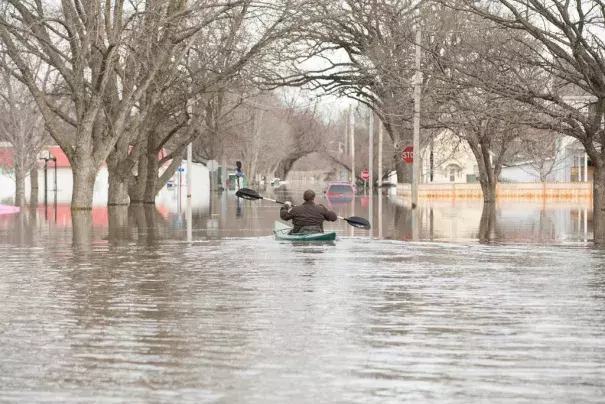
[[280, 201, 338, 233]]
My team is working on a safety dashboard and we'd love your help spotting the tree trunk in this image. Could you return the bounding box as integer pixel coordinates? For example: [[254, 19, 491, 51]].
[[274, 153, 305, 180], [14, 164, 25, 207], [129, 204, 148, 242], [71, 210, 93, 247], [108, 172, 130, 206], [478, 202, 496, 243], [29, 166, 38, 210], [592, 163, 605, 244], [479, 179, 497, 203], [144, 204, 159, 245], [106, 152, 131, 206], [108, 205, 130, 243], [129, 146, 149, 203], [469, 141, 497, 203], [395, 160, 411, 184], [144, 147, 159, 204], [71, 163, 97, 210]]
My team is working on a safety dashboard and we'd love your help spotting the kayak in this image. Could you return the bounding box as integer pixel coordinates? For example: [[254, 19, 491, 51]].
[[273, 221, 336, 241]]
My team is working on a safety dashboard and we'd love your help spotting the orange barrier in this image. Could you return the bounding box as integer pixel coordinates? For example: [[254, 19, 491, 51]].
[[397, 182, 593, 200]]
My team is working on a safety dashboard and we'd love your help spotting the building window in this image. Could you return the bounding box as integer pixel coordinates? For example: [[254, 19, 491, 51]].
[[447, 164, 460, 182]]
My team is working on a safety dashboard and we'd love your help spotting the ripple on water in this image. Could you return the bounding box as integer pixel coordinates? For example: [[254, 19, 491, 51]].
[[0, 238, 604, 403]]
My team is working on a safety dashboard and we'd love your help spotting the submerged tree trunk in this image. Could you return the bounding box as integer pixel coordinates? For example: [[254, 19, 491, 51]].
[[143, 145, 159, 204], [14, 164, 25, 207], [29, 166, 38, 209], [71, 210, 93, 247], [469, 140, 498, 203], [107, 205, 130, 243], [129, 139, 149, 203], [478, 202, 496, 243], [592, 162, 605, 244], [107, 151, 131, 206], [107, 169, 130, 206], [71, 162, 97, 210]]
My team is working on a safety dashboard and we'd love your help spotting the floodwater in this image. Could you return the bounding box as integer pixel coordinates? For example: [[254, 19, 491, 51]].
[[0, 188, 604, 403]]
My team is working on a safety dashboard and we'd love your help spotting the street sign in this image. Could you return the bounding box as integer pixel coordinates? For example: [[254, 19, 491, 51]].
[[402, 146, 414, 164], [206, 159, 219, 171], [361, 170, 370, 181]]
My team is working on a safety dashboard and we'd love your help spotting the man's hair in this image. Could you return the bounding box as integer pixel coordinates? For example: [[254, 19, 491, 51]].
[[303, 189, 315, 202]]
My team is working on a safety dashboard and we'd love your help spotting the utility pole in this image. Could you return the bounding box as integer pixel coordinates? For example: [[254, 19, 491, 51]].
[[187, 143, 192, 199], [344, 110, 348, 181], [369, 109, 374, 196], [187, 142, 193, 241], [378, 120, 383, 191], [221, 156, 227, 191], [412, 28, 421, 210], [349, 105, 355, 184]]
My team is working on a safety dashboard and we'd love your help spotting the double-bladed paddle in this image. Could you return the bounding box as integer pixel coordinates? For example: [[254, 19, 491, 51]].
[[236, 187, 371, 230]]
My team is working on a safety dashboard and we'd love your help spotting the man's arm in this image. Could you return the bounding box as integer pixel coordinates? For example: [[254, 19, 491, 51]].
[[280, 205, 293, 221], [319, 205, 338, 222]]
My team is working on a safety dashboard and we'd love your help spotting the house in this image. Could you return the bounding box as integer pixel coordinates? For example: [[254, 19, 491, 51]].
[[500, 91, 596, 183], [419, 130, 481, 184], [500, 137, 592, 182], [420, 127, 593, 184], [0, 145, 210, 207]]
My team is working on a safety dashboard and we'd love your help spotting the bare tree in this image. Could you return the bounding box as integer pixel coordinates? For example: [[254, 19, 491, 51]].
[[0, 0, 224, 209], [517, 130, 564, 182], [259, 0, 424, 182], [121, 0, 311, 204], [0, 62, 45, 206], [444, 0, 605, 242]]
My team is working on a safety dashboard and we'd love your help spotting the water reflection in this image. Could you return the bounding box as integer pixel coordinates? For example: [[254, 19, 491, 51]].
[[1, 192, 604, 403], [0, 191, 595, 244]]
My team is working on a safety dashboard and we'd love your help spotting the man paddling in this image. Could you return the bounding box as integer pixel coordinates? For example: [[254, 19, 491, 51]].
[[280, 190, 338, 234]]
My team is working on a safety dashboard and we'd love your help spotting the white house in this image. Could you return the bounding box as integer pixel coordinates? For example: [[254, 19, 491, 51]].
[[499, 137, 591, 182], [419, 130, 481, 184], [499, 90, 597, 183]]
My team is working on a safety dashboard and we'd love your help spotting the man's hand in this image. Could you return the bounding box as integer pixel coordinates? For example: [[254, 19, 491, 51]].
[[284, 201, 292, 211]]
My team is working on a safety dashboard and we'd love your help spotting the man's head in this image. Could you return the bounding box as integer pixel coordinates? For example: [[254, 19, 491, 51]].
[[303, 189, 316, 202]]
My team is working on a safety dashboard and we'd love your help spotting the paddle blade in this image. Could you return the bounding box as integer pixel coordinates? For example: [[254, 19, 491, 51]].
[[236, 188, 262, 200], [345, 216, 371, 230]]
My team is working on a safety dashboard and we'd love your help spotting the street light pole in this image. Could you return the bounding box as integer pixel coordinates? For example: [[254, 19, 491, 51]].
[[349, 105, 355, 184], [369, 109, 374, 196], [378, 120, 383, 191], [412, 28, 421, 210], [51, 157, 57, 222]]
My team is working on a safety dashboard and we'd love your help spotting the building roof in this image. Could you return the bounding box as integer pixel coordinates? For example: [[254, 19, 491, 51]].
[[0, 145, 170, 169]]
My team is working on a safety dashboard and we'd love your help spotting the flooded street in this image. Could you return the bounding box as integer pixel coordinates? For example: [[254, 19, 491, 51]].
[[1, 189, 604, 403]]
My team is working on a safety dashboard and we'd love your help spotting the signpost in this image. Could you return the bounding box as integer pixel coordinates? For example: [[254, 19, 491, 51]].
[[362, 170, 370, 194], [207, 160, 219, 193], [402, 145, 416, 213], [402, 146, 414, 164]]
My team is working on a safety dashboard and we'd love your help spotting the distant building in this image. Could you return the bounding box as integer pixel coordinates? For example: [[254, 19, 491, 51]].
[[0, 145, 210, 206], [419, 130, 483, 184]]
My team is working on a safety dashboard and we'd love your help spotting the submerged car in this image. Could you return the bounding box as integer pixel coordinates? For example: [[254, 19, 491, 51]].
[[325, 182, 356, 203]]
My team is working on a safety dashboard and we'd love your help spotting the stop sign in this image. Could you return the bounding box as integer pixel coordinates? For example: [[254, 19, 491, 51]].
[[361, 170, 370, 180], [402, 146, 414, 163]]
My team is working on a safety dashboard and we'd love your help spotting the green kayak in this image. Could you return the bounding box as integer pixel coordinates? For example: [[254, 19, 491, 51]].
[[273, 221, 337, 241]]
